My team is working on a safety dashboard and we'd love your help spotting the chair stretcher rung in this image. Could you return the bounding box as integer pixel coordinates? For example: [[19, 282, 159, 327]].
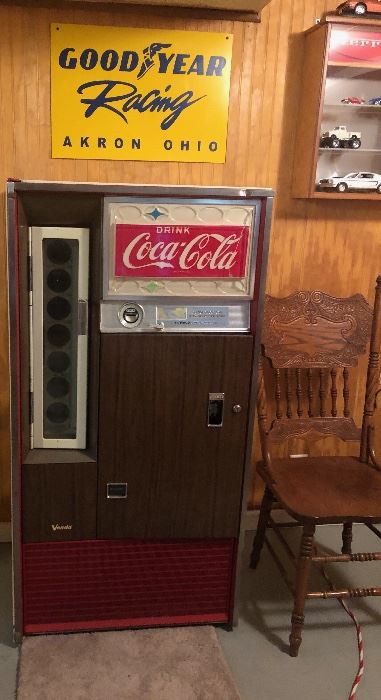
[[307, 587, 381, 600], [312, 552, 381, 563]]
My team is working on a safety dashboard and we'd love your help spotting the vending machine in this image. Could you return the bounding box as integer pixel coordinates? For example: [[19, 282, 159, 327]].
[[7, 181, 273, 638]]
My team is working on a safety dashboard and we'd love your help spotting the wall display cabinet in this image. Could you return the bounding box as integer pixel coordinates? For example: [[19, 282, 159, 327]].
[[293, 17, 381, 199]]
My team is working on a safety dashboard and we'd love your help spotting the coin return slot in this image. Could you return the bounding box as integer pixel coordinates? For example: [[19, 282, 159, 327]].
[[208, 393, 225, 427], [107, 483, 128, 499]]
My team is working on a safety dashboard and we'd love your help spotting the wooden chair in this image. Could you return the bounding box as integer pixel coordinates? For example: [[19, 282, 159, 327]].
[[250, 281, 381, 657]]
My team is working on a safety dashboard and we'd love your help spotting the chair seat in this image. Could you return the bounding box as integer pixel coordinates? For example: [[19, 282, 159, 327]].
[[258, 456, 381, 523]]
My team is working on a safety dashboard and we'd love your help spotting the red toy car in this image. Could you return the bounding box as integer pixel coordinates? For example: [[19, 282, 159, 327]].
[[341, 96, 365, 104], [337, 1, 381, 15]]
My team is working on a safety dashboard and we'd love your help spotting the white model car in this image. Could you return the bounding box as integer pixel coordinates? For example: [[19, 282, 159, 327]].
[[318, 171, 381, 192]]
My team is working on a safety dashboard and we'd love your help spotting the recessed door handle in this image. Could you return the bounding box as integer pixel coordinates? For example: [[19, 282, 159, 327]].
[[208, 393, 224, 427]]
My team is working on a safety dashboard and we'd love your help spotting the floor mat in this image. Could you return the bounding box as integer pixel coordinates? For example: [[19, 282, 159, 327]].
[[17, 625, 240, 699]]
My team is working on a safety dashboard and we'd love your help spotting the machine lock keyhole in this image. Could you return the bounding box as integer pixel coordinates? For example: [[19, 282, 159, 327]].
[[118, 303, 143, 328]]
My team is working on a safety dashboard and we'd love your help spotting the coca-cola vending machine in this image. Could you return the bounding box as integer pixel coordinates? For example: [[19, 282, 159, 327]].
[[7, 181, 273, 639]]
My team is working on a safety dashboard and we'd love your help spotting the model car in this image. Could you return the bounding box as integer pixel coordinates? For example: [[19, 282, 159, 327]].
[[368, 97, 381, 105], [318, 172, 381, 192], [320, 125, 361, 149], [337, 1, 381, 15], [341, 97, 365, 104]]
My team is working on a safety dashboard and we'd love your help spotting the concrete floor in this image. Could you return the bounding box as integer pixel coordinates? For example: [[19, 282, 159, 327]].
[[216, 526, 381, 700], [1, 525, 381, 699], [0, 543, 18, 700]]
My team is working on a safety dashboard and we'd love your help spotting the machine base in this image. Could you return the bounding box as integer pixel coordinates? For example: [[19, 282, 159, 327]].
[[22, 538, 236, 634]]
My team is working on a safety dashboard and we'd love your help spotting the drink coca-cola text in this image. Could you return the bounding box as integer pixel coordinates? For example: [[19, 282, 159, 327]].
[[115, 224, 249, 278]]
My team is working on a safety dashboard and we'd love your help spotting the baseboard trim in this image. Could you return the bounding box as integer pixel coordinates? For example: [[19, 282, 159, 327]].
[[243, 509, 296, 531], [243, 509, 258, 532], [243, 509, 344, 532], [0, 522, 12, 542]]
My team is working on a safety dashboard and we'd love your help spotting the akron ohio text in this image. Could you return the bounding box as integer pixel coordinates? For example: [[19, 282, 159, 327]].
[[61, 135, 219, 153]]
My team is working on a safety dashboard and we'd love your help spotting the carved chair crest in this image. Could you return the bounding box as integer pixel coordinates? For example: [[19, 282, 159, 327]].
[[259, 291, 373, 445], [263, 291, 372, 368]]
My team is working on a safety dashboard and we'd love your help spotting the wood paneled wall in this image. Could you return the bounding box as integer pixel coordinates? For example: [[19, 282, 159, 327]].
[[1, 0, 380, 520]]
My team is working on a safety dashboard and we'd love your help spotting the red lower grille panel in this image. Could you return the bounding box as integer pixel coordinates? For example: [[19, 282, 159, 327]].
[[22, 539, 236, 634]]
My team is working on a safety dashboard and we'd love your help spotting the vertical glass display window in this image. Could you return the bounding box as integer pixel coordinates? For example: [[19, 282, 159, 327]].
[[30, 227, 89, 449]]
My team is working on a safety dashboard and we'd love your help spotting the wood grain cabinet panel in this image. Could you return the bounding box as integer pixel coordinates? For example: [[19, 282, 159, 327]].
[[97, 334, 253, 539], [23, 463, 97, 542]]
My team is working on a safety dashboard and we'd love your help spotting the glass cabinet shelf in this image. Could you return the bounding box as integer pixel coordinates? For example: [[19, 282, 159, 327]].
[[325, 104, 381, 110], [319, 148, 381, 152]]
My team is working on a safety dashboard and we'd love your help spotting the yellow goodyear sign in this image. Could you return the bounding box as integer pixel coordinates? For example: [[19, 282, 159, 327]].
[[51, 23, 233, 163]]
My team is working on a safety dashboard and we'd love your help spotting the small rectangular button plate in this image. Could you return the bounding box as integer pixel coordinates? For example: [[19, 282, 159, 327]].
[[107, 483, 128, 499]]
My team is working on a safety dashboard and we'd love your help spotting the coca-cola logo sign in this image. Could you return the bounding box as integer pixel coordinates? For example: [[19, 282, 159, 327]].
[[114, 223, 250, 278]]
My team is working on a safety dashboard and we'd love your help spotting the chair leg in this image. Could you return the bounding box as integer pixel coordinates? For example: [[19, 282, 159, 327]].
[[289, 523, 315, 658], [250, 486, 274, 569], [342, 522, 353, 555]]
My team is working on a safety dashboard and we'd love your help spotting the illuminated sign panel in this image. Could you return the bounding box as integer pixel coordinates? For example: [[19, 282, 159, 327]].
[[114, 224, 250, 278]]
